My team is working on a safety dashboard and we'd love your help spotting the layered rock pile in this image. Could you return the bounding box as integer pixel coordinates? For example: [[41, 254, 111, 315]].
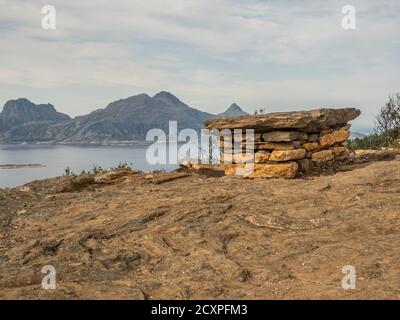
[[204, 108, 361, 178]]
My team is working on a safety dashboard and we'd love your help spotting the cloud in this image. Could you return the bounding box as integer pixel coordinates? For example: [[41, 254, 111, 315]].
[[0, 0, 399, 128]]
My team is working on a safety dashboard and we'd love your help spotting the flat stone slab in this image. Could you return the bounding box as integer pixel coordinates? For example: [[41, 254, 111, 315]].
[[224, 162, 299, 179], [205, 108, 361, 133]]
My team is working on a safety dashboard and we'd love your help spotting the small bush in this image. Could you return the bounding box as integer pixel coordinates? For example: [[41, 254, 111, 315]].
[[350, 93, 400, 150], [64, 167, 75, 176], [91, 164, 104, 174], [111, 162, 134, 170], [348, 133, 388, 150], [70, 175, 95, 191]]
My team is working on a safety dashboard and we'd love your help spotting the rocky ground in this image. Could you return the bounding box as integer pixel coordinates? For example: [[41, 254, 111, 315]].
[[0, 151, 400, 299]]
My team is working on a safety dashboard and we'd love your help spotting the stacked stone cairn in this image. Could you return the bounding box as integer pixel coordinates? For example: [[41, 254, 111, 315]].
[[204, 108, 361, 178]]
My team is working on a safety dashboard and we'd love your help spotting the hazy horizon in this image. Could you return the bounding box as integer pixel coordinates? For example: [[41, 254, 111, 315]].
[[1, 0, 400, 131]]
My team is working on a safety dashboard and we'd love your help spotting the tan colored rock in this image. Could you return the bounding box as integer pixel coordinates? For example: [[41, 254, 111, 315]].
[[311, 150, 334, 162], [354, 149, 379, 156], [303, 142, 319, 151], [220, 139, 240, 148], [331, 146, 348, 156], [254, 151, 271, 163], [94, 169, 132, 183], [241, 132, 262, 142], [221, 132, 262, 143], [263, 131, 308, 142], [235, 153, 254, 164], [224, 164, 248, 176], [205, 108, 361, 132], [319, 128, 350, 147], [18, 186, 31, 192], [297, 158, 314, 174], [220, 144, 244, 155], [255, 141, 301, 150], [184, 163, 225, 177], [270, 149, 306, 161], [321, 124, 350, 134], [221, 152, 254, 164], [224, 162, 299, 179]]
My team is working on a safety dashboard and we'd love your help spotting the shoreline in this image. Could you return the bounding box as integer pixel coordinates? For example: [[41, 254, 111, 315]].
[[0, 164, 46, 169], [0, 141, 153, 147]]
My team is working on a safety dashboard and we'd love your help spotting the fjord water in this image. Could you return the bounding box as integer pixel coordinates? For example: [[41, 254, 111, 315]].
[[0, 144, 179, 188]]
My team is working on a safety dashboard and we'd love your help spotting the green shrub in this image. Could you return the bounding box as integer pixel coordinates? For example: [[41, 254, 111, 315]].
[[351, 93, 400, 150]]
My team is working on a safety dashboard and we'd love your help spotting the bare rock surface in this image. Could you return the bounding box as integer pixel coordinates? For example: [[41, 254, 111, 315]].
[[319, 128, 350, 147], [224, 162, 299, 178], [270, 149, 306, 162], [312, 150, 334, 163], [263, 131, 307, 142], [205, 108, 361, 133], [0, 152, 399, 300]]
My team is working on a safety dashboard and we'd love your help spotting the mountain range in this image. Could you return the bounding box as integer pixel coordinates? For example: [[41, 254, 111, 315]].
[[0, 92, 248, 144]]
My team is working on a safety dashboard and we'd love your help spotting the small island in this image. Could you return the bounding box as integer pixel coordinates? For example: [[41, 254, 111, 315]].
[[0, 164, 45, 169]]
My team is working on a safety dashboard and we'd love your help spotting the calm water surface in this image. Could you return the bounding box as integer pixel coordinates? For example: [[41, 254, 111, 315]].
[[0, 144, 179, 188]]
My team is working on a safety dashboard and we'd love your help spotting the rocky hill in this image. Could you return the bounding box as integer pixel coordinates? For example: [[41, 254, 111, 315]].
[[0, 150, 399, 299], [0, 92, 244, 144], [0, 98, 70, 133], [47, 92, 214, 144]]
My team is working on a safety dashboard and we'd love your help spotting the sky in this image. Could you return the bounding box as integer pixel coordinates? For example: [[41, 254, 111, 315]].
[[0, 0, 399, 131]]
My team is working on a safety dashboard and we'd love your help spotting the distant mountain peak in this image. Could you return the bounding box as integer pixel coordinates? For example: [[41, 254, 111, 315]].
[[154, 91, 175, 98], [2, 98, 57, 113], [11, 97, 30, 104], [3, 98, 34, 113], [1, 98, 69, 119], [218, 103, 248, 117], [123, 93, 151, 103], [227, 103, 241, 111], [0, 98, 70, 133], [153, 91, 184, 106], [104, 93, 152, 112]]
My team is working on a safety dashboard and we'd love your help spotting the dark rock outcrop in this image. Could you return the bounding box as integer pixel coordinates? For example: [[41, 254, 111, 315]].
[[0, 98, 70, 132]]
